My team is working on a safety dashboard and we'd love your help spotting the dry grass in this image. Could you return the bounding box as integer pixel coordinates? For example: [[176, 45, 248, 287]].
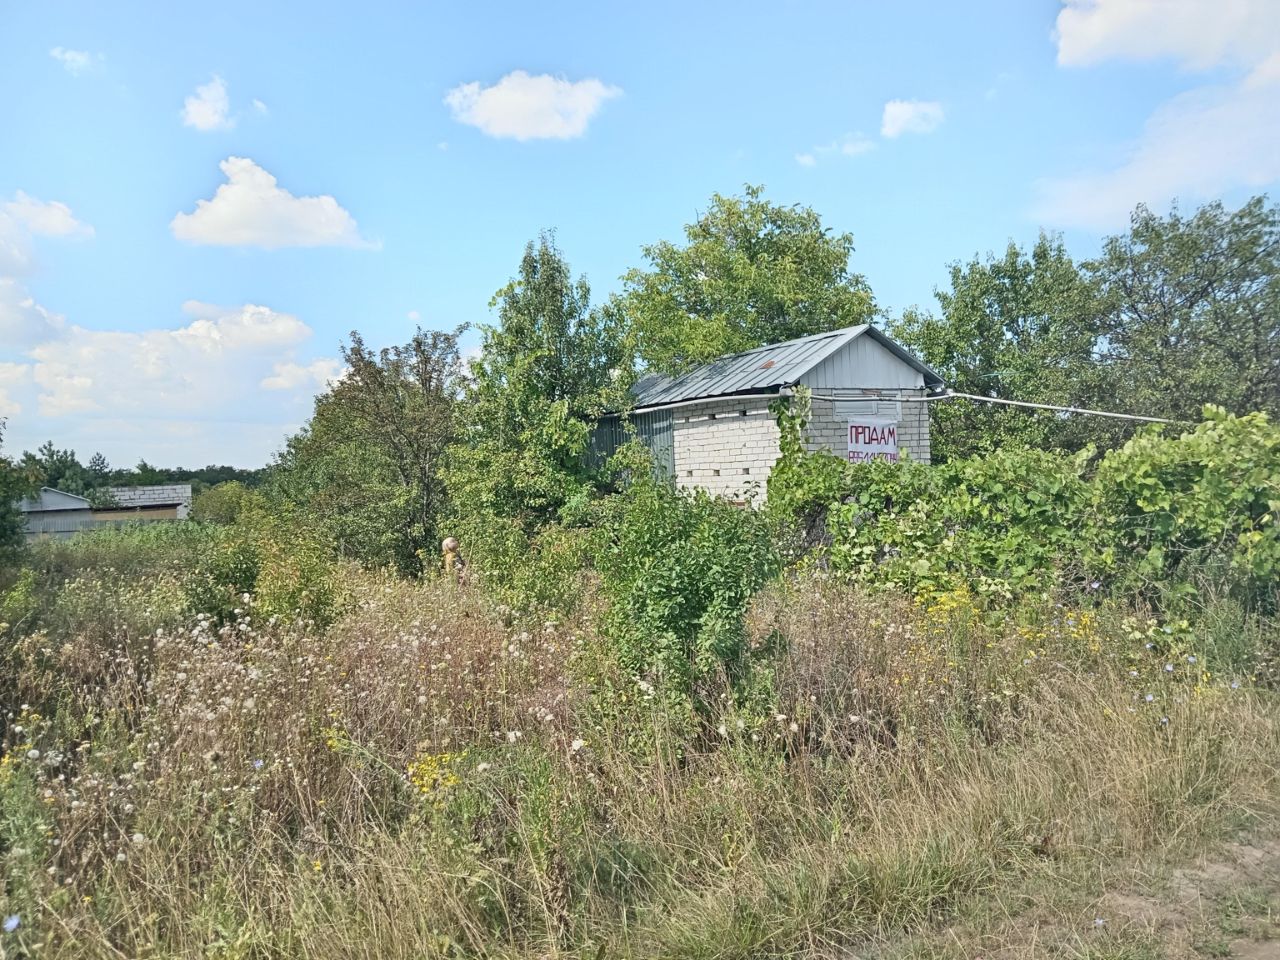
[[2, 569, 1278, 959]]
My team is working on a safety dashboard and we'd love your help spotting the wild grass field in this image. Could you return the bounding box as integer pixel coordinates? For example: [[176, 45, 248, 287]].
[[2, 498, 1278, 959]]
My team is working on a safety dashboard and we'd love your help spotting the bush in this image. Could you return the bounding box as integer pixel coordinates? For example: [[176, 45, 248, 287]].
[[1095, 407, 1280, 608], [190, 481, 267, 525], [772, 404, 1280, 614], [597, 469, 780, 704]]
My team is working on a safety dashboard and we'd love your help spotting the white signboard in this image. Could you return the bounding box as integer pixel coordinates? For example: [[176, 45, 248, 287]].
[[847, 419, 900, 463]]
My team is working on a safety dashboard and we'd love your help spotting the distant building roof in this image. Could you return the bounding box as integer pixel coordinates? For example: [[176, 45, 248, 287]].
[[105, 484, 193, 509], [628, 324, 943, 411], [18, 487, 93, 513]]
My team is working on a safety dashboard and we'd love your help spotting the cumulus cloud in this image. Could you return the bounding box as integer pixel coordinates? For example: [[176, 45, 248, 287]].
[[1039, 0, 1280, 229], [1054, 0, 1280, 69], [261, 358, 345, 391], [182, 74, 235, 131], [0, 362, 32, 418], [49, 47, 100, 75], [2, 191, 94, 239], [795, 133, 876, 167], [171, 157, 374, 249], [1033, 77, 1280, 229], [444, 70, 621, 140], [1, 301, 340, 466], [880, 100, 945, 138], [27, 302, 319, 418], [0, 192, 90, 350], [0, 279, 64, 348]]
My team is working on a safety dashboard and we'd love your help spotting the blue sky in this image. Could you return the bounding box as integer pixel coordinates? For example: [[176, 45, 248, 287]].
[[2, 0, 1278, 467]]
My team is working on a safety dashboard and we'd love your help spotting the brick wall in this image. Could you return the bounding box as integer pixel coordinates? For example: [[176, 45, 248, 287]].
[[670, 389, 932, 501], [805, 390, 931, 464], [672, 397, 779, 502]]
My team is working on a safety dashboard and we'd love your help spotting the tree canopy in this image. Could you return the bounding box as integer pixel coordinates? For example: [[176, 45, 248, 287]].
[[618, 185, 876, 374], [892, 235, 1109, 460], [1088, 196, 1280, 422], [271, 326, 466, 573], [445, 233, 629, 533]]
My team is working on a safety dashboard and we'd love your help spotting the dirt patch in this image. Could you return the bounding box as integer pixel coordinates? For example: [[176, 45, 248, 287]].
[[1093, 838, 1280, 959]]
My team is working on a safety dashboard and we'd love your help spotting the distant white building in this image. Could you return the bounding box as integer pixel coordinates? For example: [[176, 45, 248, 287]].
[[99, 484, 193, 520], [591, 324, 943, 501], [17, 488, 96, 540], [16, 483, 193, 541]]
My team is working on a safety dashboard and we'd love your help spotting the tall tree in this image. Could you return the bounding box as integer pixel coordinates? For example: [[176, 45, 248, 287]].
[[446, 234, 629, 532], [618, 185, 876, 373], [272, 325, 466, 572], [21, 442, 94, 495], [892, 235, 1108, 460], [1, 424, 37, 567], [1087, 196, 1280, 421]]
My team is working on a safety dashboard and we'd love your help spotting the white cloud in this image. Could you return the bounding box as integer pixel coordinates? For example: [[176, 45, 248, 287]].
[[261, 358, 345, 391], [0, 279, 64, 348], [49, 47, 100, 75], [252, 98, 269, 115], [1032, 76, 1280, 229], [794, 133, 876, 167], [407, 309, 421, 321], [881, 100, 945, 138], [2, 191, 94, 239], [182, 74, 235, 132], [0, 192, 90, 351], [1, 301, 337, 466], [1039, 0, 1280, 229], [444, 70, 621, 140], [0, 362, 31, 418], [1054, 0, 1280, 70], [27, 302, 318, 418], [171, 157, 374, 249]]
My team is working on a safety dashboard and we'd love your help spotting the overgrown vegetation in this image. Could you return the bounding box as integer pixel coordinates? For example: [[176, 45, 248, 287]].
[[3, 187, 1278, 958]]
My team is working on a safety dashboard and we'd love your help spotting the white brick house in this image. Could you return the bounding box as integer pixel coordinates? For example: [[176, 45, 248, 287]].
[[591, 325, 944, 501]]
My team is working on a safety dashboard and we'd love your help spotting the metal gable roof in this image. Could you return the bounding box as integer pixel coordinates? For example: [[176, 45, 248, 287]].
[[18, 487, 93, 513], [629, 324, 941, 410]]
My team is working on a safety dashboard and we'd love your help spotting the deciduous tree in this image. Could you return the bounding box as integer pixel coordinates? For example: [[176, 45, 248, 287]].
[[618, 185, 876, 373]]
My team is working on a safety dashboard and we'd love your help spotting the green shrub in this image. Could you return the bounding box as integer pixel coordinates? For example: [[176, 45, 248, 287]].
[[772, 403, 1280, 614], [597, 470, 780, 704], [1095, 407, 1280, 608], [191, 481, 267, 525]]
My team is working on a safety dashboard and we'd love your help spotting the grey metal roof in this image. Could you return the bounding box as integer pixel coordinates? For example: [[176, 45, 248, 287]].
[[18, 487, 93, 513], [106, 484, 193, 508], [629, 324, 942, 410]]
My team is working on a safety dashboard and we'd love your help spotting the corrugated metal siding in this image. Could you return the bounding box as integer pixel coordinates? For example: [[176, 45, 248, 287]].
[[23, 510, 96, 539], [23, 513, 186, 541], [799, 334, 926, 390], [634, 409, 674, 478], [587, 417, 627, 470], [586, 410, 674, 481]]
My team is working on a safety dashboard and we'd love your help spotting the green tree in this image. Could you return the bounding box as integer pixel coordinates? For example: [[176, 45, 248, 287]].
[[272, 325, 466, 573], [87, 452, 110, 484], [618, 185, 876, 373], [1, 424, 38, 567], [446, 233, 629, 532], [21, 441, 95, 495], [892, 235, 1107, 460], [191, 480, 267, 525], [1087, 196, 1280, 421]]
